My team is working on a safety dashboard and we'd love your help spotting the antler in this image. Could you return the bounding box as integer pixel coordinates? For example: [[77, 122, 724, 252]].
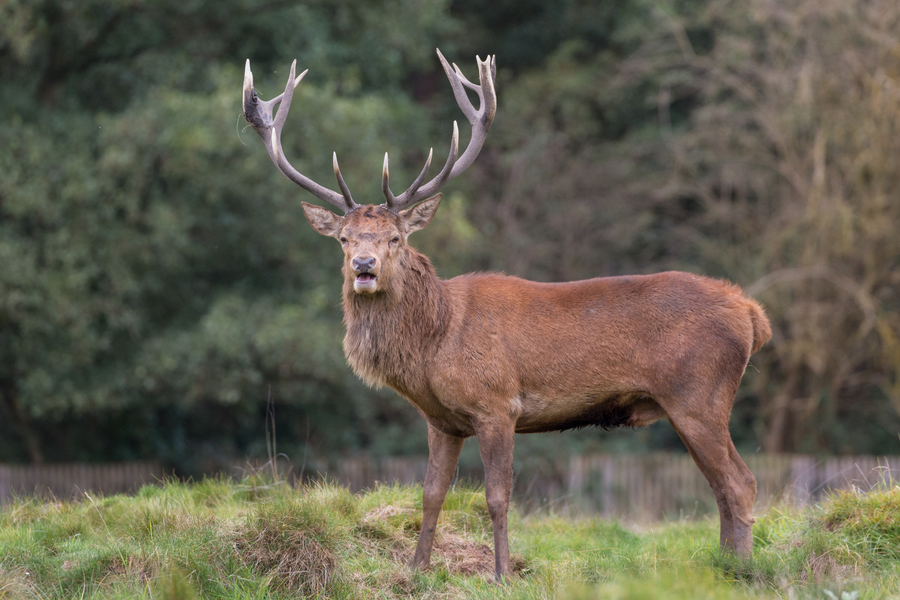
[[382, 49, 497, 213], [242, 59, 358, 212], [243, 50, 496, 214]]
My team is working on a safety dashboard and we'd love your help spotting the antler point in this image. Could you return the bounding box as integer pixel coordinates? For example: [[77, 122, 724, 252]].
[[243, 59, 253, 91]]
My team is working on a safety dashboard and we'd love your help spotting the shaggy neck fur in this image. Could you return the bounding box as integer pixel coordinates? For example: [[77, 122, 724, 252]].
[[341, 247, 451, 395]]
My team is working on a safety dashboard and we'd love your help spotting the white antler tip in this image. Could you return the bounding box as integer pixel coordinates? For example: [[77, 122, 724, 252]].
[[243, 59, 253, 91], [383, 152, 390, 172]]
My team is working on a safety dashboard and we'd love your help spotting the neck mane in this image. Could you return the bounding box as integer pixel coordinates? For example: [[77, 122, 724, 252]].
[[341, 248, 450, 394]]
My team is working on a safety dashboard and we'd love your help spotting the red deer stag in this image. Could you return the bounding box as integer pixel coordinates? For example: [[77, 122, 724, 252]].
[[242, 50, 771, 580]]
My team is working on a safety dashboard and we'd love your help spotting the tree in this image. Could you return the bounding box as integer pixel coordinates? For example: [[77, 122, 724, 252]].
[[2, 0, 898, 467], [462, 0, 900, 454], [0, 0, 471, 467]]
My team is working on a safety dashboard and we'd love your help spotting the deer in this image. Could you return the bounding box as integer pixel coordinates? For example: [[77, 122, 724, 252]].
[[242, 49, 772, 581]]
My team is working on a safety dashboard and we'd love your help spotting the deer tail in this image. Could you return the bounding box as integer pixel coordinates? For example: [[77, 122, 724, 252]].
[[746, 298, 772, 354]]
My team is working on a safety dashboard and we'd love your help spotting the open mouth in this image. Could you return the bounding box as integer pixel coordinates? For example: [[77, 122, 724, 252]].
[[356, 273, 376, 284]]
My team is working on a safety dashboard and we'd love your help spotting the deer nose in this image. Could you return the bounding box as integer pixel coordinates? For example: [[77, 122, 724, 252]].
[[352, 255, 376, 272]]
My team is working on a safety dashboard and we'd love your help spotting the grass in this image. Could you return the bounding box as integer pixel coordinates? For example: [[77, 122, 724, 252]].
[[1, 475, 899, 599]]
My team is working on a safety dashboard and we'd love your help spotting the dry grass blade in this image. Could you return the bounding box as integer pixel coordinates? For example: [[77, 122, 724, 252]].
[[234, 505, 339, 595]]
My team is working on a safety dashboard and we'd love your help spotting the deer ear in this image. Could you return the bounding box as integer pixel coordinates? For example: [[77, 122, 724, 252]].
[[302, 202, 343, 238], [400, 194, 442, 235]]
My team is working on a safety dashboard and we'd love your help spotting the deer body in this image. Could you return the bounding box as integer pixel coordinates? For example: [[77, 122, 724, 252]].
[[345, 259, 766, 439], [243, 51, 771, 581]]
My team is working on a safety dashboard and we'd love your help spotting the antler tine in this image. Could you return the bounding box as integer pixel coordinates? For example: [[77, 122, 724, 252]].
[[382, 153, 397, 209], [332, 153, 356, 208], [384, 50, 495, 213], [444, 53, 497, 180], [382, 148, 434, 210], [243, 59, 358, 213], [428, 120, 460, 193]]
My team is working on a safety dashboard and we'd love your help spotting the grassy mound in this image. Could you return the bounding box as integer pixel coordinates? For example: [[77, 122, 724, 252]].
[[1, 477, 899, 599]]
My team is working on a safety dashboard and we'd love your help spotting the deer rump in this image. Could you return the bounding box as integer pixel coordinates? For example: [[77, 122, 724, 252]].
[[344, 269, 768, 440]]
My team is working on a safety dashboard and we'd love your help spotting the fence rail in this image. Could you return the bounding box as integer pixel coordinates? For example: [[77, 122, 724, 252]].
[[320, 453, 900, 518], [0, 461, 165, 504], [3, 454, 899, 519]]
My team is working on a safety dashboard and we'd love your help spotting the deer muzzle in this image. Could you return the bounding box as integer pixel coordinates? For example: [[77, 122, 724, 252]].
[[352, 255, 379, 293]]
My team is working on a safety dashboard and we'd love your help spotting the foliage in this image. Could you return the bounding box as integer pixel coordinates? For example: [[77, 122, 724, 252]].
[[665, 0, 900, 453], [2, 479, 900, 598], [819, 486, 900, 563], [0, 0, 899, 466], [463, 0, 900, 454], [0, 0, 464, 467]]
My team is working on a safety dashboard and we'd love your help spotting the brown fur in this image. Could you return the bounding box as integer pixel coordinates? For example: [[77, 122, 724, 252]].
[[301, 195, 771, 581]]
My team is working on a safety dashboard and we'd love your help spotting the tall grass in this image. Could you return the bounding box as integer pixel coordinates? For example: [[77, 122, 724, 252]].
[[1, 476, 898, 599]]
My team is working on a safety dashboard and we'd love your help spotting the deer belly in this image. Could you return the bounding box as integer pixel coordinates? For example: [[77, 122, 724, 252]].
[[513, 391, 666, 433]]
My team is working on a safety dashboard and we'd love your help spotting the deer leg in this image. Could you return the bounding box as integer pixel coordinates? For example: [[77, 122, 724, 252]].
[[667, 404, 756, 557], [412, 423, 465, 570], [474, 419, 516, 582]]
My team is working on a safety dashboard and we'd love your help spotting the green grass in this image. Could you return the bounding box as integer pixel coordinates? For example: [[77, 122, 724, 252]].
[[1, 475, 899, 599]]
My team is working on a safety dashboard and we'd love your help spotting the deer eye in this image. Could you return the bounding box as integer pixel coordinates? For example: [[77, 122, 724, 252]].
[[390, 236, 400, 245], [339, 236, 348, 245]]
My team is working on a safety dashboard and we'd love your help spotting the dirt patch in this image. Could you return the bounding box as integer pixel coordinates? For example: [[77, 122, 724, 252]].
[[432, 532, 527, 576]]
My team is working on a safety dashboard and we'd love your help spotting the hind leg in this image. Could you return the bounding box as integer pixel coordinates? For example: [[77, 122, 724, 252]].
[[666, 395, 756, 556], [474, 417, 516, 581]]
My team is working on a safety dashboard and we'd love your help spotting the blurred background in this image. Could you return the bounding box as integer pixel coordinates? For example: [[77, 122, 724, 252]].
[[0, 0, 898, 488]]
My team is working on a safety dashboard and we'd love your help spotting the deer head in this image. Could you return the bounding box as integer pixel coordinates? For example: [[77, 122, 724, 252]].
[[300, 198, 441, 295]]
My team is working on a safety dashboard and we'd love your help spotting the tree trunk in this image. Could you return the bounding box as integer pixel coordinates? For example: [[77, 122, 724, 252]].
[[0, 379, 44, 464], [762, 370, 800, 453]]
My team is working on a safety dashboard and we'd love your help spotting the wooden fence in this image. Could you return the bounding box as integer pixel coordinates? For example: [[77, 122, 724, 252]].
[[3, 454, 899, 519], [317, 453, 900, 518], [0, 461, 165, 504]]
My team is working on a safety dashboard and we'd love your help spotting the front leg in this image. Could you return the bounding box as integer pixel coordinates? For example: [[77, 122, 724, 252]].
[[475, 418, 516, 582], [412, 423, 465, 570]]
